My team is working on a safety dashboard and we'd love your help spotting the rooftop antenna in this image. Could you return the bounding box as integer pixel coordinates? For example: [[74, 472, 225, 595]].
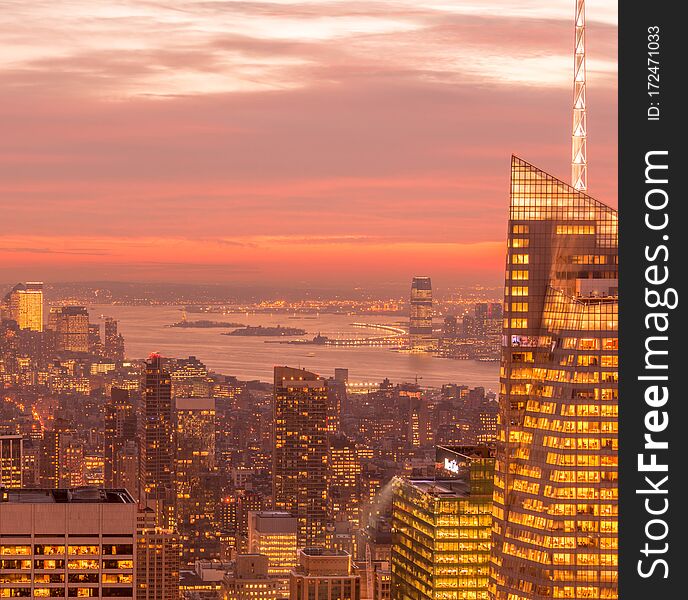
[[571, 0, 587, 191]]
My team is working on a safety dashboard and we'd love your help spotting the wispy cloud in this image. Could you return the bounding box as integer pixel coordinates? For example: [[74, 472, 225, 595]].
[[0, 0, 617, 285]]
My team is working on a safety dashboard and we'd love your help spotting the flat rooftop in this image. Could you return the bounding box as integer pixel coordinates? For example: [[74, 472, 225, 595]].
[[406, 479, 470, 498], [1, 488, 135, 504]]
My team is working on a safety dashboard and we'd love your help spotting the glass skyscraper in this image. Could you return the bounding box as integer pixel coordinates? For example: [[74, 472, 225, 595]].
[[410, 277, 433, 350], [143, 353, 176, 528], [490, 157, 618, 600]]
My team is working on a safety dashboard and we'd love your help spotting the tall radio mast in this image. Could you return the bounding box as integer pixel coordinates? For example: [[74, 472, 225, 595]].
[[571, 0, 587, 191]]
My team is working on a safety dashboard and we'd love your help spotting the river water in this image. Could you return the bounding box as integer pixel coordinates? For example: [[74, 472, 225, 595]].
[[88, 305, 499, 391]]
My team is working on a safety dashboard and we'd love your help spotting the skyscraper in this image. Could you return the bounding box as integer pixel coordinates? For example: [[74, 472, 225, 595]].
[[391, 446, 494, 600], [273, 366, 329, 547], [143, 354, 175, 527], [409, 277, 433, 350], [49, 306, 90, 353], [0, 434, 23, 488], [136, 526, 181, 600], [490, 157, 618, 600], [104, 316, 126, 361], [104, 387, 139, 493], [174, 396, 217, 528], [2, 282, 43, 332]]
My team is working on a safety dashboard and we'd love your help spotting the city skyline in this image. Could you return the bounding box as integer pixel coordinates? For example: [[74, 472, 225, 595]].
[[0, 1, 616, 286]]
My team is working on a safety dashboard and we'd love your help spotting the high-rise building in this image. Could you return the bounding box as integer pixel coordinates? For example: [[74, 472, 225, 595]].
[[104, 387, 139, 493], [249, 511, 298, 597], [490, 157, 618, 600], [39, 417, 79, 488], [327, 435, 362, 526], [220, 489, 265, 553], [409, 277, 433, 350], [273, 366, 329, 547], [290, 548, 360, 600], [136, 526, 181, 600], [0, 488, 136, 599], [143, 354, 175, 527], [174, 397, 217, 528], [0, 435, 23, 488], [391, 446, 494, 600], [49, 306, 90, 353], [104, 317, 126, 361], [2, 282, 44, 332]]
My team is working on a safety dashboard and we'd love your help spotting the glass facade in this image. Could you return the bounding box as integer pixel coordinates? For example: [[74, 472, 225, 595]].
[[410, 277, 433, 350], [490, 157, 618, 600], [391, 451, 495, 600]]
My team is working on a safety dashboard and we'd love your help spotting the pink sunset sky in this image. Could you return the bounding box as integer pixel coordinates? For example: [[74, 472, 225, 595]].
[[0, 0, 617, 289]]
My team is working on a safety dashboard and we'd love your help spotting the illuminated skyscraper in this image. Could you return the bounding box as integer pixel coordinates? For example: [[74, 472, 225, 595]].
[[409, 277, 433, 350], [174, 397, 217, 527], [49, 306, 90, 353], [273, 366, 329, 547], [136, 526, 181, 600], [490, 157, 618, 600], [0, 434, 23, 488], [327, 435, 362, 527], [104, 387, 138, 493], [391, 446, 494, 600], [3, 282, 43, 332], [104, 316, 126, 361], [143, 354, 175, 527]]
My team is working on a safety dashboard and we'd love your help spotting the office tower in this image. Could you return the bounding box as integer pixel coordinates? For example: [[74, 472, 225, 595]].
[[474, 303, 504, 337], [221, 489, 265, 553], [327, 435, 362, 526], [104, 317, 126, 361], [2, 282, 44, 331], [39, 417, 77, 488], [490, 157, 618, 600], [326, 378, 346, 434], [223, 554, 279, 600], [136, 527, 181, 600], [170, 356, 210, 398], [104, 387, 138, 492], [391, 446, 494, 600], [273, 367, 329, 547], [290, 548, 360, 600], [249, 511, 298, 595], [143, 354, 175, 527], [88, 323, 103, 355], [0, 488, 136, 599], [49, 306, 90, 353], [174, 397, 217, 527], [60, 439, 85, 486], [409, 277, 433, 350], [0, 435, 23, 487]]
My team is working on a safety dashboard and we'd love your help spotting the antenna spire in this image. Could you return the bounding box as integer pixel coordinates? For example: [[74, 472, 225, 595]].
[[571, 0, 587, 191]]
